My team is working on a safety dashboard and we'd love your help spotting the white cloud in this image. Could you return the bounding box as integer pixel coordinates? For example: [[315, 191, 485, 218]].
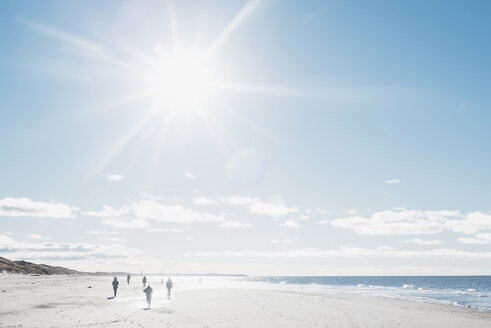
[[220, 221, 252, 229], [0, 234, 142, 262], [86, 199, 230, 228], [297, 215, 311, 221], [458, 233, 491, 245], [26, 233, 42, 239], [314, 208, 331, 215], [458, 238, 488, 245], [330, 209, 463, 235], [346, 209, 357, 215], [26, 233, 50, 240], [404, 238, 443, 246], [249, 202, 299, 216], [106, 174, 125, 182], [329, 209, 491, 237], [132, 200, 225, 224], [147, 228, 187, 233], [0, 197, 77, 218], [224, 195, 260, 206], [385, 179, 401, 184], [192, 246, 491, 259], [280, 219, 302, 228], [184, 171, 197, 179], [446, 212, 491, 234], [222, 195, 301, 218], [83, 205, 129, 218], [192, 197, 217, 206], [102, 218, 150, 229]]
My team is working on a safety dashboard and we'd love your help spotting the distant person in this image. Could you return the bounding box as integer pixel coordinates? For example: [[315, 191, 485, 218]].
[[127, 274, 131, 284], [161, 278, 164, 285], [142, 276, 147, 287], [112, 277, 119, 297], [166, 277, 173, 299], [143, 284, 153, 309], [198, 277, 202, 284]]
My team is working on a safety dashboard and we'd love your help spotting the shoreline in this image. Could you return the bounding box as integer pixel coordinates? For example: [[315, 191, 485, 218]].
[[269, 287, 491, 314], [0, 275, 490, 327]]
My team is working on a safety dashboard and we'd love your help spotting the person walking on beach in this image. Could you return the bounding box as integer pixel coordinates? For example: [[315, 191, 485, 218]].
[[166, 277, 173, 299], [127, 274, 131, 284], [112, 277, 119, 297], [143, 284, 153, 309], [142, 275, 147, 287]]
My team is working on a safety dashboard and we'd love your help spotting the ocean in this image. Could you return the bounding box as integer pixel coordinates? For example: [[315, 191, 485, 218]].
[[249, 276, 491, 311], [143, 275, 490, 311]]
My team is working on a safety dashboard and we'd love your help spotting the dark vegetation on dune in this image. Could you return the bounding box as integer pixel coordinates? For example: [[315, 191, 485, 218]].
[[1, 256, 246, 276], [0, 257, 79, 275]]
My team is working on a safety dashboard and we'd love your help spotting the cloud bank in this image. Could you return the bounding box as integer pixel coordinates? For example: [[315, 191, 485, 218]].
[[329, 209, 491, 236], [0, 197, 77, 218]]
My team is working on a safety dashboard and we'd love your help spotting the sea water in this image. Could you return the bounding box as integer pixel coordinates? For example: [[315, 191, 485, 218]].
[[140, 275, 490, 311], [249, 276, 491, 311]]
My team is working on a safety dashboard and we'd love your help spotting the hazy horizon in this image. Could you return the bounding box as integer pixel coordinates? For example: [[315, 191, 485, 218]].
[[1, 0, 491, 276]]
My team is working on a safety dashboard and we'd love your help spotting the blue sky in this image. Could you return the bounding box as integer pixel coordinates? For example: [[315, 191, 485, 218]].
[[1, 0, 490, 275]]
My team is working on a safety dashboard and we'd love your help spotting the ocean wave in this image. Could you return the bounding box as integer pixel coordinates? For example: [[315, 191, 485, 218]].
[[248, 276, 491, 311]]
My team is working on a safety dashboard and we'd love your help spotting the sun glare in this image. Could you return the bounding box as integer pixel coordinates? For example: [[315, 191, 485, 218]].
[[32, 0, 270, 177], [147, 54, 217, 109]]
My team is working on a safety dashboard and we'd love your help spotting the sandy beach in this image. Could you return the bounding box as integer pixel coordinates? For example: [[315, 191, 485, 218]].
[[0, 274, 489, 328]]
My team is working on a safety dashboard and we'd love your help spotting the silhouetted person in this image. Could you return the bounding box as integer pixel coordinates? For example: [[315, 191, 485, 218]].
[[166, 277, 173, 299], [127, 274, 131, 284], [142, 275, 147, 287], [143, 284, 153, 309], [112, 277, 119, 297]]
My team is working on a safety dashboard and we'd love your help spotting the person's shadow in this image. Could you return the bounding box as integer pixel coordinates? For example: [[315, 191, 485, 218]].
[[141, 307, 150, 311], [107, 296, 115, 300]]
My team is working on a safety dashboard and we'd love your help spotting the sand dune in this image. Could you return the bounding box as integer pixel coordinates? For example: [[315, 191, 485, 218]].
[[0, 257, 79, 275], [0, 274, 489, 327]]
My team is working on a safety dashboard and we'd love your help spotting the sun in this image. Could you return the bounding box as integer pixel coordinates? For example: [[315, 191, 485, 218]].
[[35, 0, 270, 177], [146, 53, 218, 109]]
